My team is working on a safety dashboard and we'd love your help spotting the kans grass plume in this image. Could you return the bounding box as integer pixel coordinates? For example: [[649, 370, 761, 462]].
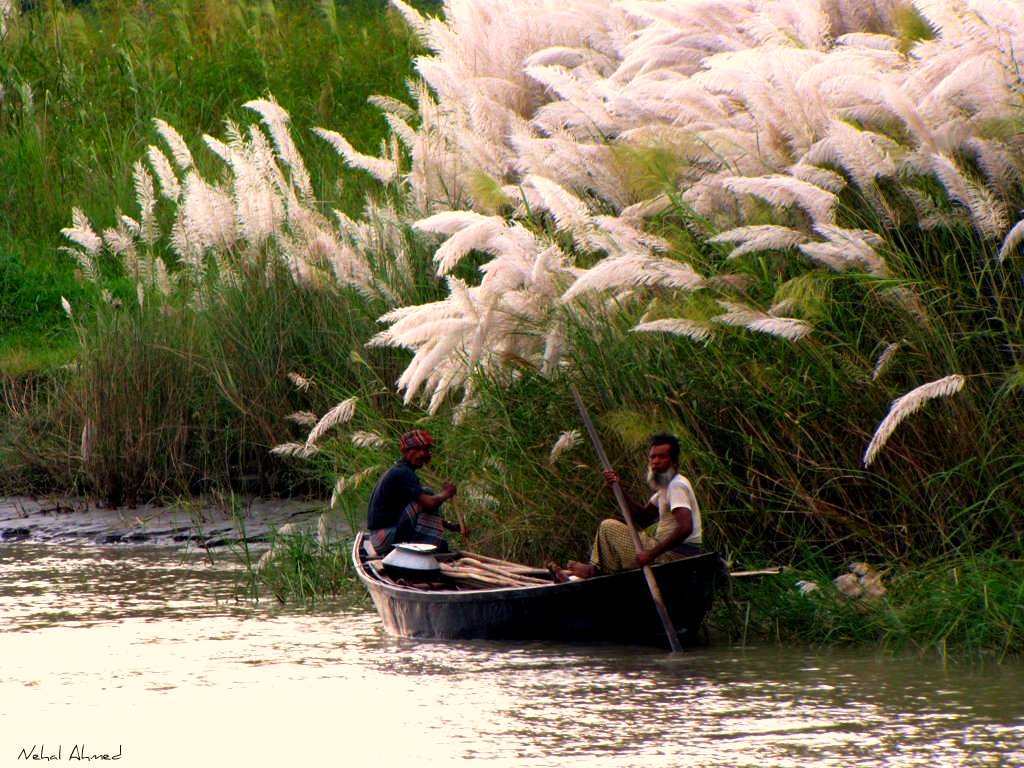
[[548, 429, 581, 464], [863, 374, 966, 467], [305, 398, 358, 448]]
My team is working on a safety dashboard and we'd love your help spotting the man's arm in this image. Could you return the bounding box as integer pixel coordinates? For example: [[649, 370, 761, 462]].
[[416, 480, 457, 510], [603, 469, 657, 526], [636, 506, 693, 567]]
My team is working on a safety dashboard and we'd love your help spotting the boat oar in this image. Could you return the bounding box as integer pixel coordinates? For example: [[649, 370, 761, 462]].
[[570, 385, 684, 654], [451, 495, 470, 544]]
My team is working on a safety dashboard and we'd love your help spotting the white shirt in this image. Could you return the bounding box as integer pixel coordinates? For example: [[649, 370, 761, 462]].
[[648, 473, 702, 547]]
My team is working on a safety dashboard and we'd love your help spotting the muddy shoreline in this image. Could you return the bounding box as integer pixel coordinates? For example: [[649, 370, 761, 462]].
[[0, 496, 343, 548]]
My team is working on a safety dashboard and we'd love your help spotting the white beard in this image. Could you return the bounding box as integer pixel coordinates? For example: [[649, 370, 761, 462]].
[[647, 467, 677, 517], [647, 467, 677, 490]]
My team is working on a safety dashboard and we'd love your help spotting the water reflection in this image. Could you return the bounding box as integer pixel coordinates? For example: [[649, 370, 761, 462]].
[[0, 544, 1021, 767]]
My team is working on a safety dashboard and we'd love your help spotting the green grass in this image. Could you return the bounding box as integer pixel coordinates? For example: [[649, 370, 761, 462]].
[[0, 0, 431, 371], [232, 520, 365, 605], [710, 551, 1024, 661]]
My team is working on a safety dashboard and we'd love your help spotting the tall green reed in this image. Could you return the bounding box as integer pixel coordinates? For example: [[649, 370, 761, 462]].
[[237, 525, 359, 605]]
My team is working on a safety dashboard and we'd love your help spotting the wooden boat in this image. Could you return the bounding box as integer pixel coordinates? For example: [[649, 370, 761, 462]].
[[352, 532, 722, 645]]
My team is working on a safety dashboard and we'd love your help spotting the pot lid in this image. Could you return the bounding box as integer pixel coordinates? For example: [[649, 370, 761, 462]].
[[393, 543, 438, 553], [382, 543, 441, 571]]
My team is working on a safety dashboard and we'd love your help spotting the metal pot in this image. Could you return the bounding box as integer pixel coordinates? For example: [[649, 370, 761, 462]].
[[382, 543, 441, 581]]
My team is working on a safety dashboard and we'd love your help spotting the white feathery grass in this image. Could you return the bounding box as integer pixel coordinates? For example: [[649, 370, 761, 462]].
[[351, 431, 386, 449], [563, 254, 704, 299], [799, 225, 889, 276], [60, 296, 73, 319], [60, 210, 102, 284], [368, 94, 416, 122], [834, 33, 900, 51], [709, 225, 808, 260], [389, 0, 431, 42], [62, 208, 102, 255], [314, 127, 398, 184], [525, 175, 592, 237], [178, 172, 237, 256], [227, 127, 286, 244], [132, 161, 158, 245], [305, 398, 358, 447], [285, 411, 318, 427], [631, 318, 715, 344], [714, 302, 813, 342], [80, 417, 95, 464], [270, 442, 320, 459], [872, 342, 899, 381], [548, 429, 581, 464], [254, 549, 275, 572], [119, 214, 141, 238], [331, 466, 379, 506], [203, 134, 231, 163], [998, 219, 1024, 263], [804, 120, 898, 192], [863, 374, 966, 467], [153, 118, 194, 170], [413, 212, 508, 275], [102, 220, 138, 262], [788, 162, 847, 195], [59, 0, 1024, 453], [414, 210, 499, 236], [962, 137, 1020, 201], [244, 96, 313, 200], [154, 257, 173, 297], [723, 175, 838, 225], [287, 372, 312, 391], [317, 513, 329, 549], [926, 153, 1008, 239], [147, 145, 181, 202]]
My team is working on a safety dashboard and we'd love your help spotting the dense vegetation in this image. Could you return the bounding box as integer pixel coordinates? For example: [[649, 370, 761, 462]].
[[0, 0, 1021, 658], [0, 0, 424, 371]]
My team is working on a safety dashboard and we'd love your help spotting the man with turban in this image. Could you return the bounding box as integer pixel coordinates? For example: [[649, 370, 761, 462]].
[[366, 430, 466, 555]]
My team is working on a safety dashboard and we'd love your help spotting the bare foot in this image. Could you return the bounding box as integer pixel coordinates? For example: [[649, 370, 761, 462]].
[[566, 560, 599, 579], [546, 562, 571, 583]]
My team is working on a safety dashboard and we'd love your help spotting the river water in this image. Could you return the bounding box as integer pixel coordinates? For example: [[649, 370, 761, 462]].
[[1, 542, 1022, 768]]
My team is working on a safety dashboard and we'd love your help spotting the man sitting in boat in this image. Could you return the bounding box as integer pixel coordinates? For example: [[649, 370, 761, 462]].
[[554, 433, 702, 580], [365, 430, 465, 555]]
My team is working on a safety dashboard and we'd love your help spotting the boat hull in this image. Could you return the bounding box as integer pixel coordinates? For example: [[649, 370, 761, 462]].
[[353, 534, 720, 644]]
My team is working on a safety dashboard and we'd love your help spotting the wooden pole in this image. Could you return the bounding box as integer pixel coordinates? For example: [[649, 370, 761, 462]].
[[423, 467, 469, 545], [570, 386, 683, 653], [451, 495, 470, 545]]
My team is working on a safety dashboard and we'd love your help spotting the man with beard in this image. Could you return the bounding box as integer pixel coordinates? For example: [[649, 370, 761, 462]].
[[553, 433, 702, 580], [365, 429, 466, 555]]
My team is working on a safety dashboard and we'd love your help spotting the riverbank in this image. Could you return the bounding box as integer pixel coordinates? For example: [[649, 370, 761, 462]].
[[0, 495, 339, 549], [3, 493, 1019, 661]]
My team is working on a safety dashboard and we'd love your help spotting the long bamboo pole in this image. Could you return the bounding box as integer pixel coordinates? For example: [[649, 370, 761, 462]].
[[570, 386, 683, 653]]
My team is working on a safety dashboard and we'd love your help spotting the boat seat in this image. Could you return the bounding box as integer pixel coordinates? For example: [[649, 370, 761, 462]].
[[362, 535, 387, 575], [363, 536, 379, 559]]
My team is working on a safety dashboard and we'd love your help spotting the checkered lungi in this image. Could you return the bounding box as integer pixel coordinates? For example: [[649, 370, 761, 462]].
[[589, 519, 693, 574], [368, 501, 446, 555]]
